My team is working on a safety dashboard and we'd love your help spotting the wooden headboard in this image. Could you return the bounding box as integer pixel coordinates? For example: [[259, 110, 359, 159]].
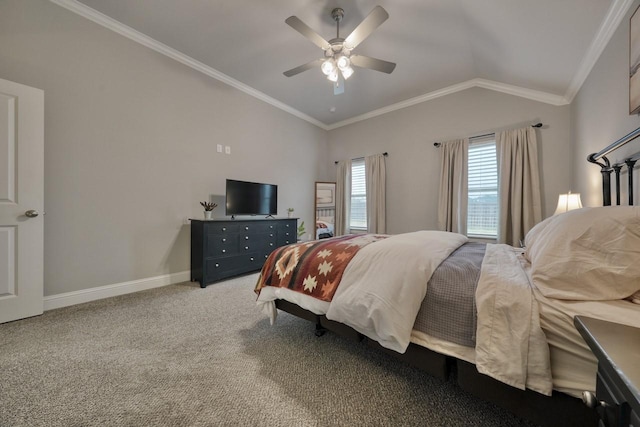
[[587, 126, 640, 206]]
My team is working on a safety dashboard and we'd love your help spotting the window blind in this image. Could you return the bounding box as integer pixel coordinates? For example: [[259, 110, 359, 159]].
[[350, 158, 367, 229], [467, 139, 498, 238]]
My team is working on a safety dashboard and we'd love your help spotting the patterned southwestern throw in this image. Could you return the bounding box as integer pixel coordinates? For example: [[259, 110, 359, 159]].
[[255, 234, 388, 302]]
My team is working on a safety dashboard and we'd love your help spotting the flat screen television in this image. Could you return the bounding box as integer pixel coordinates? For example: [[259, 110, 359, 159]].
[[225, 179, 277, 217]]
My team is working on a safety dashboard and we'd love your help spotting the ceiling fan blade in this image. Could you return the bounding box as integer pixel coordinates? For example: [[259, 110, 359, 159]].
[[350, 55, 396, 74], [283, 59, 324, 77], [285, 16, 331, 50], [344, 6, 389, 49]]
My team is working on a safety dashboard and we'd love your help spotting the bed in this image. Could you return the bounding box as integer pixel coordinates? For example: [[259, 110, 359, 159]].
[[254, 134, 640, 427], [315, 219, 334, 239]]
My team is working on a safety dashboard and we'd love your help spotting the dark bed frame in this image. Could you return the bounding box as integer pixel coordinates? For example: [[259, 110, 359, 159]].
[[588, 125, 640, 206], [270, 128, 640, 427]]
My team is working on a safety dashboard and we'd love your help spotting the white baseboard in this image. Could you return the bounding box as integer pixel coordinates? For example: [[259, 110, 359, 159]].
[[44, 270, 191, 311]]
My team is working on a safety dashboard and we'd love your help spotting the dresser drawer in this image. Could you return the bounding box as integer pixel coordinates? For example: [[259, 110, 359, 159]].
[[205, 253, 262, 280], [205, 222, 239, 234], [277, 221, 295, 232], [277, 229, 295, 246], [205, 233, 238, 256], [235, 222, 273, 233]]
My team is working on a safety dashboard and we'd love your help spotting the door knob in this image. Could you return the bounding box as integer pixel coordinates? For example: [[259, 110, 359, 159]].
[[25, 210, 39, 218]]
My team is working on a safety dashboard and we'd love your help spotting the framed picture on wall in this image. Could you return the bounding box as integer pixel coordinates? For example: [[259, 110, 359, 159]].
[[630, 5, 640, 114]]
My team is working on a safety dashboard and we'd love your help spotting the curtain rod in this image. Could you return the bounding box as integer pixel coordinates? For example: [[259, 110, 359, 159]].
[[335, 152, 388, 165], [433, 123, 543, 147]]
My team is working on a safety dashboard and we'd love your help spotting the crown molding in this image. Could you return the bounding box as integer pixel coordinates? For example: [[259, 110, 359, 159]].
[[564, 0, 635, 103], [49, 0, 624, 132], [48, 0, 329, 130], [474, 79, 568, 106], [326, 78, 569, 130]]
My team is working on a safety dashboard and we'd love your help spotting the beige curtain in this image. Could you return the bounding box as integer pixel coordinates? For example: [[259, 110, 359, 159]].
[[365, 154, 386, 233], [335, 160, 351, 236], [437, 139, 469, 234], [496, 127, 542, 245]]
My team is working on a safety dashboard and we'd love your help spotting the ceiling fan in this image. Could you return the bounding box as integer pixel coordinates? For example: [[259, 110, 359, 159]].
[[283, 5, 396, 94]]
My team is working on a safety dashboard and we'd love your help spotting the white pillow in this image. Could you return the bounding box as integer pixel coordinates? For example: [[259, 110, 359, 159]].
[[524, 206, 640, 301]]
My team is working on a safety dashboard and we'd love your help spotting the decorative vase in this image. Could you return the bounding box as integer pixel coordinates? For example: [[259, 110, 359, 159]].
[[204, 211, 213, 220], [288, 211, 293, 218]]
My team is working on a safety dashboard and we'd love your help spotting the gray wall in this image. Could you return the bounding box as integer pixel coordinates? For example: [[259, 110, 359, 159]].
[[326, 87, 571, 234], [571, 0, 640, 206], [0, 0, 327, 296], [6, 0, 614, 298]]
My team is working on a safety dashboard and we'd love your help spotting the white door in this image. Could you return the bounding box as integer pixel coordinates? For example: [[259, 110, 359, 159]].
[[0, 78, 44, 323]]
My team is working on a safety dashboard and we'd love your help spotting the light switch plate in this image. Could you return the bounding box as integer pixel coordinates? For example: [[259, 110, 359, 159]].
[[225, 146, 231, 155]]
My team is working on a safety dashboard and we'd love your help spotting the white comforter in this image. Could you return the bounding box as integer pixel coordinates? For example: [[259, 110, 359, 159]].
[[326, 230, 468, 353]]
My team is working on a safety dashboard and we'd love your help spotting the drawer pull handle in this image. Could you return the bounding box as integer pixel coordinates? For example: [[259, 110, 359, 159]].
[[222, 227, 226, 231], [245, 246, 249, 250], [270, 225, 273, 229], [270, 243, 273, 246], [250, 257, 254, 261], [265, 255, 268, 258], [245, 236, 249, 240], [270, 233, 274, 237], [245, 226, 249, 230], [215, 263, 219, 268], [286, 224, 290, 227], [285, 240, 290, 244], [222, 249, 226, 253], [222, 238, 226, 242], [581, 391, 606, 410]]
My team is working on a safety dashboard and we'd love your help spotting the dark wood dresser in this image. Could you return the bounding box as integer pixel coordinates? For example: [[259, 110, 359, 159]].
[[190, 218, 297, 287], [574, 316, 640, 427]]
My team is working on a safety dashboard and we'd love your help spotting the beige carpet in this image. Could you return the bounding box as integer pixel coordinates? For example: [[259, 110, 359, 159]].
[[0, 273, 535, 426]]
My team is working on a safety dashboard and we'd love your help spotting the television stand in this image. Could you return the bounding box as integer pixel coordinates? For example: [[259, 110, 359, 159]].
[[190, 218, 297, 287]]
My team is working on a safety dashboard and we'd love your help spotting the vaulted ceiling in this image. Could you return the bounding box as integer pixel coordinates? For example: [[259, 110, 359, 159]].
[[55, 0, 631, 129]]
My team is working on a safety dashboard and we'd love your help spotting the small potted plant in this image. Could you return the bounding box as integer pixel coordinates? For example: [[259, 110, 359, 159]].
[[297, 221, 306, 241], [287, 207, 294, 218], [200, 201, 218, 220]]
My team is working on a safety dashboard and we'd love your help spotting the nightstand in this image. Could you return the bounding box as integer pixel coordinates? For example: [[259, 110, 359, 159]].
[[574, 316, 640, 427]]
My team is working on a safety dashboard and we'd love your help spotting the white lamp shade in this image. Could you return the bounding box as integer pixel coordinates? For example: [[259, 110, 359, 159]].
[[321, 59, 335, 76], [554, 193, 583, 215], [341, 66, 354, 80], [336, 55, 350, 70], [327, 70, 339, 82]]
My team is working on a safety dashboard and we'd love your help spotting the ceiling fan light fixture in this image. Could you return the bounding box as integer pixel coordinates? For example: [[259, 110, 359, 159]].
[[283, 6, 395, 94], [321, 58, 336, 76], [341, 66, 354, 80], [336, 55, 350, 71]]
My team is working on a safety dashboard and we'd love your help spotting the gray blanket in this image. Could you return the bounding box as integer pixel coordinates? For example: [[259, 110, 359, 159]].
[[413, 242, 486, 347]]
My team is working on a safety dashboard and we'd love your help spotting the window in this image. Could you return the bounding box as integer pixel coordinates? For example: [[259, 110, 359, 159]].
[[350, 158, 367, 230], [467, 138, 498, 238]]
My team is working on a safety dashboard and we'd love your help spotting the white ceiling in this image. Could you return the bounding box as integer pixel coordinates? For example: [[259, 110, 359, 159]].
[[55, 0, 631, 129]]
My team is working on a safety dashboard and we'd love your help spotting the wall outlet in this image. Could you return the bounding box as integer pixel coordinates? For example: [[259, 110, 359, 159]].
[[216, 144, 222, 153], [225, 145, 231, 155]]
